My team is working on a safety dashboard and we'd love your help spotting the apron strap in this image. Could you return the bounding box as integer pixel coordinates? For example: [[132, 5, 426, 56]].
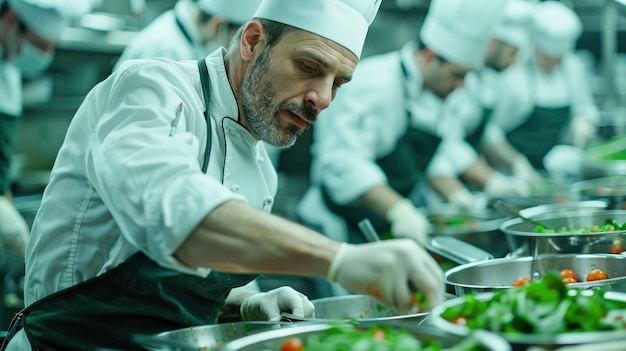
[[198, 59, 212, 173]]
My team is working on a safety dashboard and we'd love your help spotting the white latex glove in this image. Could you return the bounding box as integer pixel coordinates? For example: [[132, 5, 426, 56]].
[[448, 188, 477, 210], [327, 240, 444, 314], [385, 199, 430, 246], [570, 117, 597, 149], [240, 286, 314, 322], [485, 172, 530, 197], [0, 196, 29, 256], [511, 155, 543, 183]]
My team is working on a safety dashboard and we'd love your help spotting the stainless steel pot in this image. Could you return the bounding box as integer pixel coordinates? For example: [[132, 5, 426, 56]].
[[280, 293, 457, 324], [445, 254, 626, 296], [426, 290, 626, 350], [571, 176, 626, 210], [221, 322, 512, 351], [136, 321, 295, 351], [500, 210, 626, 256], [423, 204, 511, 258]]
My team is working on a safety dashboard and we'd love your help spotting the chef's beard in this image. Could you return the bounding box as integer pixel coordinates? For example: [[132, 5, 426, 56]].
[[240, 46, 310, 148]]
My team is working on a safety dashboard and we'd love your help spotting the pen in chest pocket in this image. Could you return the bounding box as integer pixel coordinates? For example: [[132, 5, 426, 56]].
[[169, 102, 183, 136]]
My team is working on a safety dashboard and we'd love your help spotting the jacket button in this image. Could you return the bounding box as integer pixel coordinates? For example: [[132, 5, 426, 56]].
[[229, 184, 239, 192], [263, 197, 273, 206]]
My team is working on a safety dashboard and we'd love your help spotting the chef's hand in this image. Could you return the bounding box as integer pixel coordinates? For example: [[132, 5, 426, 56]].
[[328, 240, 444, 314], [512, 155, 543, 183], [448, 188, 478, 210], [0, 196, 30, 257], [240, 286, 314, 322], [485, 172, 530, 197], [385, 199, 430, 245], [570, 117, 597, 149]]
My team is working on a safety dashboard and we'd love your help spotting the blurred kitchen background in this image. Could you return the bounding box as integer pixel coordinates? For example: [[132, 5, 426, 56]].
[[2, 0, 626, 327]]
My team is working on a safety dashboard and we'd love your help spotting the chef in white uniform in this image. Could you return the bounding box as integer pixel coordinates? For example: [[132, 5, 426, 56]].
[[0, 0, 89, 256], [483, 1, 599, 178], [296, 0, 508, 247], [4, 1, 446, 350], [428, 0, 538, 208], [113, 0, 261, 71]]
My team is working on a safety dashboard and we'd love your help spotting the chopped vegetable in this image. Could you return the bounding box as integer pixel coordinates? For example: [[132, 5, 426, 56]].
[[559, 269, 577, 281], [412, 291, 429, 312], [441, 272, 626, 335], [610, 239, 624, 254], [512, 277, 531, 287], [533, 218, 626, 234]]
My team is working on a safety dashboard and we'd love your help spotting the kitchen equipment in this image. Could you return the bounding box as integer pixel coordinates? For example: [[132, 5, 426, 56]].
[[500, 210, 626, 256], [445, 254, 626, 296], [493, 200, 553, 230], [423, 204, 511, 258], [518, 200, 608, 219], [426, 290, 626, 350], [489, 179, 580, 210], [221, 322, 512, 351], [571, 175, 626, 210], [581, 136, 626, 178], [136, 321, 294, 351]]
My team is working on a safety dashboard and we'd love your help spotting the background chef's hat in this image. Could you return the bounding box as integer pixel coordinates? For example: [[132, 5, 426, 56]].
[[6, 0, 91, 41], [196, 0, 262, 26], [493, 0, 536, 49], [420, 0, 509, 69], [253, 0, 382, 59], [531, 1, 582, 58]]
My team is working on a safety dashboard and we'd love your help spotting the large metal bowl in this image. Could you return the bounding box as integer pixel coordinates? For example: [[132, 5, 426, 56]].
[[221, 322, 512, 351], [518, 200, 608, 219], [423, 204, 511, 258], [136, 321, 295, 351], [500, 210, 626, 256], [426, 290, 626, 350], [571, 176, 626, 210], [280, 293, 457, 324], [445, 254, 626, 296]]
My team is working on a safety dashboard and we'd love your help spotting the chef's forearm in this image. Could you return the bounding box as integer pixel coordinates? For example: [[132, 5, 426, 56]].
[[356, 184, 405, 217], [428, 176, 467, 201], [481, 140, 520, 170], [460, 158, 494, 188], [174, 200, 339, 277]]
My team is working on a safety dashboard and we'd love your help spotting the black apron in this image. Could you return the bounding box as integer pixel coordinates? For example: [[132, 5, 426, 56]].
[[2, 60, 258, 351], [506, 62, 572, 170], [322, 56, 441, 243], [0, 112, 20, 195]]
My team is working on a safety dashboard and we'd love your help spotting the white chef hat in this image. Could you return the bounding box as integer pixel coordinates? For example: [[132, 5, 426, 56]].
[[493, 0, 536, 49], [7, 0, 91, 41], [420, 0, 509, 69], [253, 0, 382, 59], [531, 1, 582, 58], [196, 0, 262, 26]]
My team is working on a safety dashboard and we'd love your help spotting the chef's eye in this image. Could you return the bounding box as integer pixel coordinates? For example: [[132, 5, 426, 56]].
[[299, 61, 317, 74]]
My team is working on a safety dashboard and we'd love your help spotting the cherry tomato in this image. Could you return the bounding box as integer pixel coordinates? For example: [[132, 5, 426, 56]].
[[280, 338, 304, 351], [371, 329, 386, 341], [610, 239, 624, 254], [586, 269, 609, 282], [562, 277, 577, 285], [559, 269, 577, 281], [452, 316, 467, 326], [512, 277, 531, 287]]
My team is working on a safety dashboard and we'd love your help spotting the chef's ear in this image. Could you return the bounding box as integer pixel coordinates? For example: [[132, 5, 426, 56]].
[[239, 20, 266, 62]]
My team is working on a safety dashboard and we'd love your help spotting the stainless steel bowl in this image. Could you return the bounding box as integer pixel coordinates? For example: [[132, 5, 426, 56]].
[[518, 201, 608, 219], [221, 322, 512, 351], [445, 254, 626, 296], [137, 321, 295, 351], [572, 176, 626, 210], [423, 204, 511, 258], [426, 290, 626, 350], [500, 210, 626, 255], [280, 293, 456, 324]]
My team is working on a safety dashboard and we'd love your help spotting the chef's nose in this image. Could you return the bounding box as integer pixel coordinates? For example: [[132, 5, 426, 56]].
[[304, 80, 333, 111]]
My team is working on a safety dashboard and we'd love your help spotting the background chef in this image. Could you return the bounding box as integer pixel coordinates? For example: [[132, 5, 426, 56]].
[[0, 0, 89, 258], [426, 0, 538, 209], [4, 1, 446, 350], [113, 0, 261, 71], [482, 0, 599, 180], [296, 0, 508, 252]]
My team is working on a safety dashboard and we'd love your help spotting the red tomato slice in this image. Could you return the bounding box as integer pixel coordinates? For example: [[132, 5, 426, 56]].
[[280, 338, 304, 351]]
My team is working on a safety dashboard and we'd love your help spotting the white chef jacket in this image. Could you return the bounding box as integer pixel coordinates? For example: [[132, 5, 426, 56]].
[[113, 0, 218, 72], [0, 58, 23, 117], [485, 52, 599, 144], [6, 49, 277, 350], [296, 41, 469, 237]]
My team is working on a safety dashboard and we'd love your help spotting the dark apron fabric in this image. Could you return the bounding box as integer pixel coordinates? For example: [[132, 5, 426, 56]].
[[465, 106, 491, 150], [322, 55, 441, 242], [0, 113, 20, 195], [2, 59, 257, 351], [506, 61, 572, 170]]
